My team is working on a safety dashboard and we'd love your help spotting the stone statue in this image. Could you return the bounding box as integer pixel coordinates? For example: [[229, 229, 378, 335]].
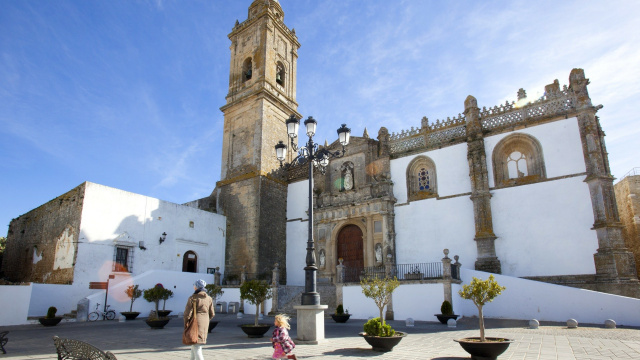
[[375, 243, 382, 263], [344, 170, 353, 190], [319, 250, 325, 267]]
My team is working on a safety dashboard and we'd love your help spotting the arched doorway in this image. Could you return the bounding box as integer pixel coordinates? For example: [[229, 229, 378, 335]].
[[337, 224, 364, 282], [183, 251, 197, 273]]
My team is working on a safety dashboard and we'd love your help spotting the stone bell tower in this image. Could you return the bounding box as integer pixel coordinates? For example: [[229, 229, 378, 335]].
[[217, 0, 301, 279]]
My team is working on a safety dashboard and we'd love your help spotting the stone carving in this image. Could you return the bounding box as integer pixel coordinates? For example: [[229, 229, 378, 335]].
[[319, 250, 325, 268], [375, 243, 382, 263]]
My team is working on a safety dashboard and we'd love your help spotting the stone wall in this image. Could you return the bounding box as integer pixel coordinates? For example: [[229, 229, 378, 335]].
[[615, 174, 640, 279], [2, 183, 85, 284]]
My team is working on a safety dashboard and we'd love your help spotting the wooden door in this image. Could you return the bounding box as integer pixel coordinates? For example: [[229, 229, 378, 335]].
[[182, 251, 197, 273], [337, 225, 364, 282]]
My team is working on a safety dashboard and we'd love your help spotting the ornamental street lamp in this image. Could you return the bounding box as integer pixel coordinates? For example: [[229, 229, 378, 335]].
[[275, 114, 351, 306]]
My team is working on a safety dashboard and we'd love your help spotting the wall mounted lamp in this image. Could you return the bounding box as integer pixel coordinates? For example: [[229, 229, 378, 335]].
[[159, 232, 167, 245]]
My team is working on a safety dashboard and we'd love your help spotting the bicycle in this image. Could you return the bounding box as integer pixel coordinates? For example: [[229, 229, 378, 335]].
[[88, 303, 116, 321]]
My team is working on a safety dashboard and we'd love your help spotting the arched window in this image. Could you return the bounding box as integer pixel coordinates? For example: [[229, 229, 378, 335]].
[[407, 156, 437, 201], [182, 251, 197, 273], [276, 61, 285, 86], [242, 58, 252, 82], [492, 133, 546, 188]]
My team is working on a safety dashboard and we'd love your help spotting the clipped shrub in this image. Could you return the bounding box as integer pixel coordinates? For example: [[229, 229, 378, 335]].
[[363, 317, 395, 337], [440, 300, 453, 315], [46, 306, 58, 319], [336, 304, 344, 315]]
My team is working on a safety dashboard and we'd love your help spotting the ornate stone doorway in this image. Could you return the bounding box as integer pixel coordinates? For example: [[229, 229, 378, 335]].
[[337, 224, 364, 282], [182, 251, 197, 273]]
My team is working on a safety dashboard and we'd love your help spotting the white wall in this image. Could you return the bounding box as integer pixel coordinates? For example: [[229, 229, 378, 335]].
[[492, 177, 598, 276], [0, 285, 32, 325], [74, 182, 226, 301], [286, 180, 310, 286], [29, 283, 82, 317], [391, 143, 471, 204], [455, 269, 640, 326], [484, 117, 586, 188]]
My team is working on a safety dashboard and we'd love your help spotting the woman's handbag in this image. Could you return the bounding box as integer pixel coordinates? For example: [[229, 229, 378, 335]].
[[182, 299, 199, 345]]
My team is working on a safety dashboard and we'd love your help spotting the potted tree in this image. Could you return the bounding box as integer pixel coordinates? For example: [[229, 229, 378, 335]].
[[157, 287, 174, 317], [238, 279, 272, 338], [38, 306, 63, 326], [205, 283, 224, 332], [359, 276, 406, 352], [435, 300, 459, 324], [455, 275, 512, 360], [331, 304, 351, 323], [143, 283, 170, 329], [121, 284, 142, 320]]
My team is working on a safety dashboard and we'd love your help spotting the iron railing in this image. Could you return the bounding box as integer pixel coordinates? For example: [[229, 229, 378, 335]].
[[342, 262, 460, 283]]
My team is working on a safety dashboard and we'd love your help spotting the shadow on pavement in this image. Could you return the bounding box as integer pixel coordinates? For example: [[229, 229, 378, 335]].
[[322, 348, 386, 357]]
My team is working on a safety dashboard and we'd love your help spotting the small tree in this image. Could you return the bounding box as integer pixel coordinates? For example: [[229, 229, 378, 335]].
[[239, 280, 272, 326], [143, 284, 165, 317], [458, 275, 506, 342], [124, 285, 143, 312], [160, 288, 174, 310], [205, 284, 224, 304], [360, 276, 400, 335]]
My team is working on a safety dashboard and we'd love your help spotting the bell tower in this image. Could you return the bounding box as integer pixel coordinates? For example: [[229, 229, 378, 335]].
[[217, 0, 301, 279]]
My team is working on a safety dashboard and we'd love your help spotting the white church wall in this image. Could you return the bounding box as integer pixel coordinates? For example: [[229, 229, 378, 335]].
[[492, 176, 598, 276], [391, 143, 471, 204], [0, 285, 32, 325], [394, 196, 476, 265], [286, 180, 310, 286], [28, 283, 80, 317], [484, 117, 586, 188]]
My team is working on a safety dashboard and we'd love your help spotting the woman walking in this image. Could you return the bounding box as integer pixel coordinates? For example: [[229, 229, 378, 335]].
[[184, 279, 215, 360]]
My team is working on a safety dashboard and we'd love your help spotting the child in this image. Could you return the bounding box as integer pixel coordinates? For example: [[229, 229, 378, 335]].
[[271, 314, 297, 360]]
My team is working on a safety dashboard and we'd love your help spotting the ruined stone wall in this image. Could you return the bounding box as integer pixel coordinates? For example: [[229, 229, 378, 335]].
[[615, 174, 640, 279], [2, 183, 85, 284]]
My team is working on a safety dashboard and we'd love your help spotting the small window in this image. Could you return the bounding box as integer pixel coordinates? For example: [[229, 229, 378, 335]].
[[242, 58, 252, 82], [407, 156, 438, 201], [276, 61, 285, 86], [189, 221, 194, 228], [493, 133, 546, 187], [113, 246, 133, 272], [374, 221, 382, 233]]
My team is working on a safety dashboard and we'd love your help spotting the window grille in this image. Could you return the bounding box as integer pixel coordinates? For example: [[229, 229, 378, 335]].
[[113, 246, 133, 272]]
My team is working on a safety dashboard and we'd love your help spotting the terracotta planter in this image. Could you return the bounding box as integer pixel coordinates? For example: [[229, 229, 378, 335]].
[[435, 314, 459, 324], [157, 310, 172, 317], [208, 321, 219, 333], [145, 318, 170, 329], [454, 337, 514, 360], [239, 324, 271, 338], [38, 317, 63, 327], [331, 314, 351, 323], [121, 312, 140, 320], [359, 331, 406, 352]]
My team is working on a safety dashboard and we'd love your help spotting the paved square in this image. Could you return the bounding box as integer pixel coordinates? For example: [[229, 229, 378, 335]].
[[2, 315, 639, 359]]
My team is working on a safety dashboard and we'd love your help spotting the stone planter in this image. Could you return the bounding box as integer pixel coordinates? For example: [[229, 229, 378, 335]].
[[157, 310, 172, 318], [435, 314, 459, 324], [331, 314, 351, 323], [208, 320, 219, 333], [359, 331, 406, 352], [145, 318, 170, 329], [121, 312, 140, 320], [38, 317, 63, 327], [239, 324, 271, 338], [454, 337, 514, 360]]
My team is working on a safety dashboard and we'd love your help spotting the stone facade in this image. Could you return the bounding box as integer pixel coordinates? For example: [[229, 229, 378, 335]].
[[614, 172, 640, 279]]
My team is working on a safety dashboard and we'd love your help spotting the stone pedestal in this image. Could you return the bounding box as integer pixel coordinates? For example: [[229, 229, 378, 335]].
[[294, 304, 328, 344]]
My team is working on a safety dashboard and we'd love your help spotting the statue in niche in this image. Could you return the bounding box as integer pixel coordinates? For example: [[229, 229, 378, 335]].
[[319, 250, 326, 267], [375, 243, 382, 263], [344, 169, 353, 190]]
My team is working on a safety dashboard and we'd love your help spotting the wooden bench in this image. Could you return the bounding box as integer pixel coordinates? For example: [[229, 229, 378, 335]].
[[0, 331, 8, 354], [53, 336, 117, 360]]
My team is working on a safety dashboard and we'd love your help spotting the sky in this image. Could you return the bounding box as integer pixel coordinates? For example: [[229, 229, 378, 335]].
[[1, 0, 639, 232]]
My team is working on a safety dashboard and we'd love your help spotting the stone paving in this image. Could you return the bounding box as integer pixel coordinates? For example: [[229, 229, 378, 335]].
[[1, 314, 639, 359]]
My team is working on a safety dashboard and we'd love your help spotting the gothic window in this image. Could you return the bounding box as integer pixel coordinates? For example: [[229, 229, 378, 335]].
[[492, 133, 546, 188], [276, 61, 285, 86], [407, 156, 437, 201], [113, 246, 133, 272], [340, 162, 355, 191], [242, 57, 252, 82]]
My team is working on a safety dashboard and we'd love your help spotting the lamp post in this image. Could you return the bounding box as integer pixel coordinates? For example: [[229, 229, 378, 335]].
[[275, 114, 351, 306]]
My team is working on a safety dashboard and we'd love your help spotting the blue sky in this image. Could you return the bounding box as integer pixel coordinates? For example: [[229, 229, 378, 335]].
[[1, 0, 639, 231]]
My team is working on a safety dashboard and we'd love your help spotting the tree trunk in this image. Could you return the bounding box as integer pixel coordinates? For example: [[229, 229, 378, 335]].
[[129, 300, 133, 312], [380, 307, 384, 327], [162, 300, 166, 310], [478, 305, 485, 342], [255, 303, 259, 326]]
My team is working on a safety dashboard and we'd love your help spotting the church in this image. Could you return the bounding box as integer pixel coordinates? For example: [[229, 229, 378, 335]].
[[2, 0, 639, 325]]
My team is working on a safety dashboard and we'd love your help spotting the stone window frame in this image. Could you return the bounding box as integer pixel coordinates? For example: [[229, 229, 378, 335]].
[[113, 245, 134, 273], [242, 57, 253, 82], [406, 155, 438, 201], [492, 133, 546, 188]]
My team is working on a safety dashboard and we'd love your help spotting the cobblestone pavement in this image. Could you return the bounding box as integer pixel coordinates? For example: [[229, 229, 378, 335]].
[[2, 315, 639, 359]]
